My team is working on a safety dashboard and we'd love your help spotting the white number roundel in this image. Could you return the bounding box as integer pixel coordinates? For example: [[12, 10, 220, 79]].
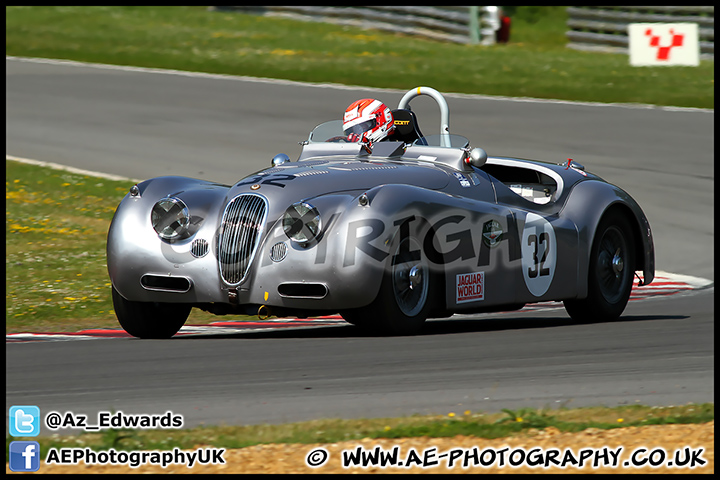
[[521, 213, 556, 297]]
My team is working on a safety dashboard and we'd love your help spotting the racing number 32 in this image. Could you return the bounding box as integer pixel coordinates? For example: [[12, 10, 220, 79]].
[[521, 213, 556, 297], [527, 232, 550, 278]]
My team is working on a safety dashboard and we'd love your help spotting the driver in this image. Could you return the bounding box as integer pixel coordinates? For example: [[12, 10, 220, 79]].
[[342, 99, 395, 144]]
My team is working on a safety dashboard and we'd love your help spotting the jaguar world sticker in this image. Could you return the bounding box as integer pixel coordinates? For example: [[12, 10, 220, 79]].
[[456, 272, 484, 304]]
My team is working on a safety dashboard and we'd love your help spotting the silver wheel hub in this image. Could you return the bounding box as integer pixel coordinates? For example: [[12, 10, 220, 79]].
[[392, 238, 429, 318], [612, 248, 624, 276], [408, 265, 423, 290]]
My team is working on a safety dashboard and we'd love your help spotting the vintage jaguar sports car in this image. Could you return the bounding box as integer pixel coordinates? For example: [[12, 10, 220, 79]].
[[107, 86, 654, 338]]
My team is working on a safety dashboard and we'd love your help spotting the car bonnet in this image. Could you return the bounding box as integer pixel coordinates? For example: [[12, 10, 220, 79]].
[[229, 157, 451, 201]]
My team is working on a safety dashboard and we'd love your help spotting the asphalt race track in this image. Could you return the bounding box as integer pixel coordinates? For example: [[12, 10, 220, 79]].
[[5, 57, 714, 434]]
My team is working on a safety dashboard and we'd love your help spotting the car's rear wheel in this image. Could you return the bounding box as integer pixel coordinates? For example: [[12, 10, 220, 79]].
[[112, 285, 191, 338], [343, 236, 432, 335], [564, 211, 635, 322]]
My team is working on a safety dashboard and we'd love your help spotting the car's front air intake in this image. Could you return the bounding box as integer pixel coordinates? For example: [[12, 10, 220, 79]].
[[218, 194, 267, 285]]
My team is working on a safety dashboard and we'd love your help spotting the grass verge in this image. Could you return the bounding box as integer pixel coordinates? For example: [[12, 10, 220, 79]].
[[5, 6, 714, 108], [5, 404, 714, 452], [6, 160, 128, 332]]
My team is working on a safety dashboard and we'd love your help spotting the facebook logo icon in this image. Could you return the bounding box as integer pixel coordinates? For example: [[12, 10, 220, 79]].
[[9, 405, 41, 436], [9, 441, 41, 472]]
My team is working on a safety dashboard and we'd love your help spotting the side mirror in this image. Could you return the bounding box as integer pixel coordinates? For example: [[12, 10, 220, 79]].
[[466, 147, 487, 168], [271, 153, 290, 166]]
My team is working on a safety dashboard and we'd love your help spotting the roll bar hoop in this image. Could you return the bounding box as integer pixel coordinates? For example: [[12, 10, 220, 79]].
[[397, 87, 451, 147]]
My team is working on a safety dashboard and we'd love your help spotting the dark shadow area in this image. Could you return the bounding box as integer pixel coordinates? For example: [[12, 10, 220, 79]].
[[173, 313, 689, 340]]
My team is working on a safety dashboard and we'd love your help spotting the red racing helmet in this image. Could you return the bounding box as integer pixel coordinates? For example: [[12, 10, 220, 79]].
[[342, 98, 395, 143]]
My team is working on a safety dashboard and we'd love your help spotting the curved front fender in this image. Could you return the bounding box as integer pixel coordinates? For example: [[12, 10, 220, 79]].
[[107, 176, 231, 303]]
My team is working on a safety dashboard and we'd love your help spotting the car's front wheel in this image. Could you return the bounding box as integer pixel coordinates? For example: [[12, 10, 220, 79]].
[[564, 211, 636, 322], [112, 286, 191, 338]]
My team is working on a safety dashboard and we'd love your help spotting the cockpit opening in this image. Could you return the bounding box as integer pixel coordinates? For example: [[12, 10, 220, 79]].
[[482, 163, 559, 205]]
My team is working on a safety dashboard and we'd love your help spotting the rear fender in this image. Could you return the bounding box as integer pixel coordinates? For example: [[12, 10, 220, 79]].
[[561, 180, 655, 298]]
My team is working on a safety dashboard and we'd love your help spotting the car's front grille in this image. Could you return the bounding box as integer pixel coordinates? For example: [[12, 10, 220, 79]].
[[217, 194, 267, 285]]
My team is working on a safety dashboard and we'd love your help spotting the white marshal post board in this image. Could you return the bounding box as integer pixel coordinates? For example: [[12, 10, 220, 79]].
[[628, 23, 700, 66]]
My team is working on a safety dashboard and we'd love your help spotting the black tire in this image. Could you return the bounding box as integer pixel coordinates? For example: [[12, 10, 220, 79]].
[[112, 286, 191, 339], [344, 235, 433, 335], [339, 309, 369, 328], [564, 212, 636, 322]]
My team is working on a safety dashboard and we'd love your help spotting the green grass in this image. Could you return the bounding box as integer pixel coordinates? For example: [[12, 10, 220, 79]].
[[5, 6, 714, 108], [6, 404, 714, 452], [6, 161, 128, 332]]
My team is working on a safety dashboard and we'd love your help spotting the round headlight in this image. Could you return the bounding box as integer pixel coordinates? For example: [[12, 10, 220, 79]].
[[151, 197, 190, 240], [282, 202, 321, 244]]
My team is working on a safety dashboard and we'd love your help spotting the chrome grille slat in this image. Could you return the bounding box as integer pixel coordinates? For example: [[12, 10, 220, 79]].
[[218, 194, 267, 285], [191, 238, 209, 258]]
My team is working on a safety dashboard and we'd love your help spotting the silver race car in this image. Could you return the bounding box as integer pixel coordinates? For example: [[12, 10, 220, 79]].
[[107, 87, 654, 338]]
